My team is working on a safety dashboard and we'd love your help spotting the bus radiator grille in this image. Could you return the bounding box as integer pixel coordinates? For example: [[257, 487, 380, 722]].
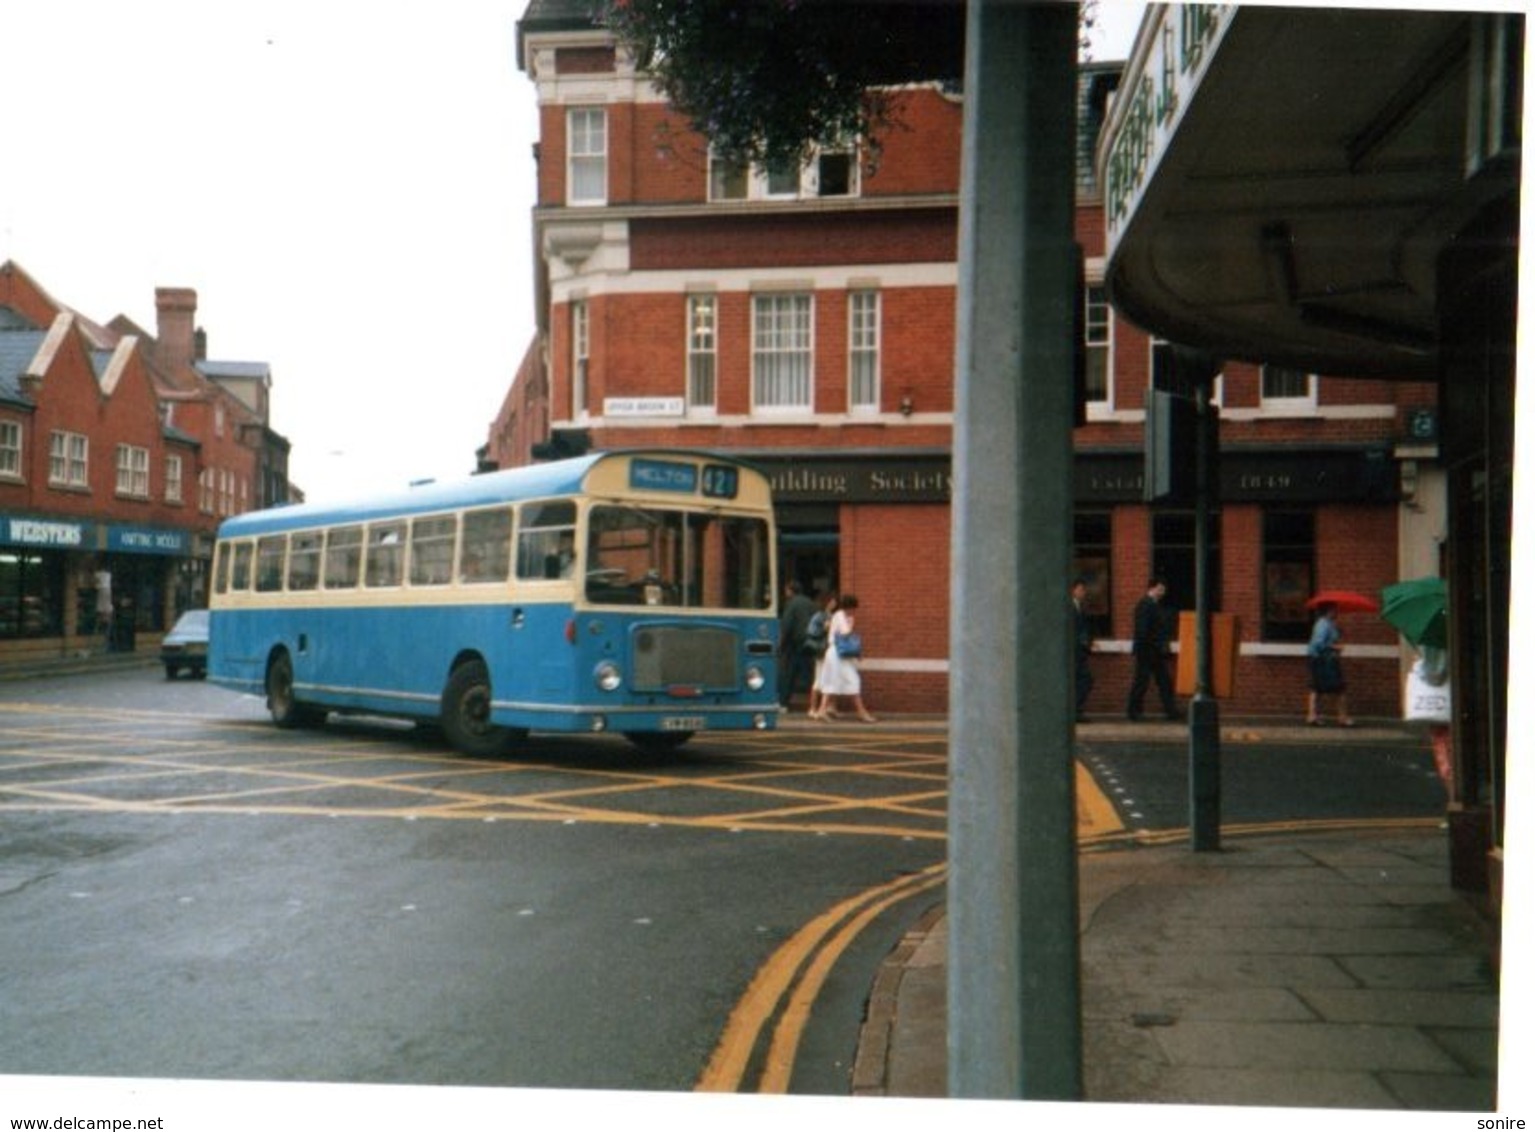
[[631, 626, 740, 692]]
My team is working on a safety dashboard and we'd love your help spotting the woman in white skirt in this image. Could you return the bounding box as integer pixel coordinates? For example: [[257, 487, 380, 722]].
[[811, 593, 876, 723]]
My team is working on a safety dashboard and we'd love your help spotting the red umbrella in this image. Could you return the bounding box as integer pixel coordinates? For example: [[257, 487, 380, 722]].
[[1306, 590, 1380, 614]]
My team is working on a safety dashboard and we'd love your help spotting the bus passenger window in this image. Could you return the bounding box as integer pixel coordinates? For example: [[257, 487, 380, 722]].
[[410, 516, 457, 586], [324, 526, 363, 589], [366, 522, 406, 587], [288, 531, 322, 591], [515, 500, 577, 581], [231, 542, 254, 591], [256, 536, 286, 593], [461, 508, 512, 584], [213, 544, 230, 595]]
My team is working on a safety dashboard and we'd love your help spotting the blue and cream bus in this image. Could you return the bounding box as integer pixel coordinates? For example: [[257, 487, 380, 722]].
[[208, 451, 779, 754]]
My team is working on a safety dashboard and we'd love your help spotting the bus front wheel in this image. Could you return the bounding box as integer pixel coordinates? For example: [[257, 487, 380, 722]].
[[442, 660, 510, 757]]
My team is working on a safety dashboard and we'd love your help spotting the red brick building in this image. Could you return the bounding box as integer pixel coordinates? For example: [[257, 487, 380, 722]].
[[497, 5, 1443, 719], [0, 261, 290, 665]]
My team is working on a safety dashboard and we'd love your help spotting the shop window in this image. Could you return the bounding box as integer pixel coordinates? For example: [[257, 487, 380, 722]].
[[0, 551, 61, 639], [567, 108, 607, 205], [1072, 510, 1112, 639], [752, 293, 813, 412], [1151, 510, 1220, 617], [1262, 509, 1314, 642]]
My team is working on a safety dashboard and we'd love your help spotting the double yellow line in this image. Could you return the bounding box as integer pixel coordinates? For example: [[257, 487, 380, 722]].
[[696, 862, 946, 1093]]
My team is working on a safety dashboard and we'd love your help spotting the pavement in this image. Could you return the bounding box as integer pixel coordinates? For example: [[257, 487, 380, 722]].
[[848, 766, 1502, 1110], [4, 656, 1504, 1109]]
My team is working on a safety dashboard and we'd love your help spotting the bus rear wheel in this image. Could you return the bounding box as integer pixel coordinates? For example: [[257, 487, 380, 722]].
[[266, 652, 322, 729], [442, 660, 510, 757]]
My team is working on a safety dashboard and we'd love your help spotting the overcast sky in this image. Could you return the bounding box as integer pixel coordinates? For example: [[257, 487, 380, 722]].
[[0, 1, 1155, 503], [0, 1, 1491, 505]]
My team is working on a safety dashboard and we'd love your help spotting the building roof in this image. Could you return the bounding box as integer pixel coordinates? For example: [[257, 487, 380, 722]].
[[0, 329, 44, 407], [196, 359, 271, 382]]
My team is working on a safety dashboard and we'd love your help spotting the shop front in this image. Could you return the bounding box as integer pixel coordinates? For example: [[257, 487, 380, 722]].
[[0, 513, 201, 664], [751, 444, 1405, 716]]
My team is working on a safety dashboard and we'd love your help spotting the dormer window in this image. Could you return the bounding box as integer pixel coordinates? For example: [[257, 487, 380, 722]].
[[708, 146, 860, 202]]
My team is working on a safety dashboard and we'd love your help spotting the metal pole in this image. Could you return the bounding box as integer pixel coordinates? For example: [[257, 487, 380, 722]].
[[1189, 369, 1221, 851], [948, 0, 1081, 1100]]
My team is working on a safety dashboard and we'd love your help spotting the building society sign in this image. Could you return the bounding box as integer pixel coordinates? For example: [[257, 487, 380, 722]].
[[1101, 4, 1233, 256]]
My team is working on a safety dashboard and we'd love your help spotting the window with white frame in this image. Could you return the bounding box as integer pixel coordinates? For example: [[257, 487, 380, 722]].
[[165, 454, 183, 503], [708, 146, 858, 202], [752, 293, 813, 411], [115, 444, 150, 499], [709, 154, 749, 201], [1084, 283, 1110, 404], [1260, 364, 1315, 409], [0, 420, 21, 479], [199, 467, 215, 514], [848, 290, 880, 412], [567, 108, 607, 205], [571, 300, 590, 417], [686, 295, 717, 413], [49, 430, 88, 488]]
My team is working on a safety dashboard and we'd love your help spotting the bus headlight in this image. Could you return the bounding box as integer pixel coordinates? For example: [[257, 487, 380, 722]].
[[594, 661, 623, 692], [745, 664, 766, 692]]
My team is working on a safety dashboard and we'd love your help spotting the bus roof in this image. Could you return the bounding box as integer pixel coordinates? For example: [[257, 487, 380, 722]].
[[215, 450, 765, 538]]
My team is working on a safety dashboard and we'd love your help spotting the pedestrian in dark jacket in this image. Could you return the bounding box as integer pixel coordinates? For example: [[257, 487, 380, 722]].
[[778, 579, 817, 708], [1126, 578, 1179, 721]]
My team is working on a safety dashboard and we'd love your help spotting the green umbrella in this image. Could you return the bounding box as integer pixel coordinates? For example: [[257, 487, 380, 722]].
[[1379, 576, 1448, 649]]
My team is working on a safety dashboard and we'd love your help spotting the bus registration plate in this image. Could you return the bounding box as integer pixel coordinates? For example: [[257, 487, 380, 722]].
[[661, 716, 705, 731]]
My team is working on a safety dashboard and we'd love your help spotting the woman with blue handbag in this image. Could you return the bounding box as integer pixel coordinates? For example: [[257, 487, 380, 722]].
[[811, 593, 876, 723]]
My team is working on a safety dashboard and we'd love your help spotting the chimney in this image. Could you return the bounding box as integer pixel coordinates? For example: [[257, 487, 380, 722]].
[[154, 287, 198, 372]]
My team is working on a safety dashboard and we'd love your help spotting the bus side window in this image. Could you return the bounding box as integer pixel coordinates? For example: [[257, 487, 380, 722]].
[[461, 508, 512, 584], [366, 522, 406, 588], [231, 542, 254, 591], [410, 516, 457, 586], [516, 500, 577, 581], [288, 531, 322, 591], [256, 536, 287, 593], [213, 543, 231, 595], [324, 526, 363, 589]]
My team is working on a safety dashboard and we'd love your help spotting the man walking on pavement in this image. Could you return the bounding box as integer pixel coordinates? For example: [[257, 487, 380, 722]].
[[778, 579, 817, 709], [1127, 577, 1179, 721]]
